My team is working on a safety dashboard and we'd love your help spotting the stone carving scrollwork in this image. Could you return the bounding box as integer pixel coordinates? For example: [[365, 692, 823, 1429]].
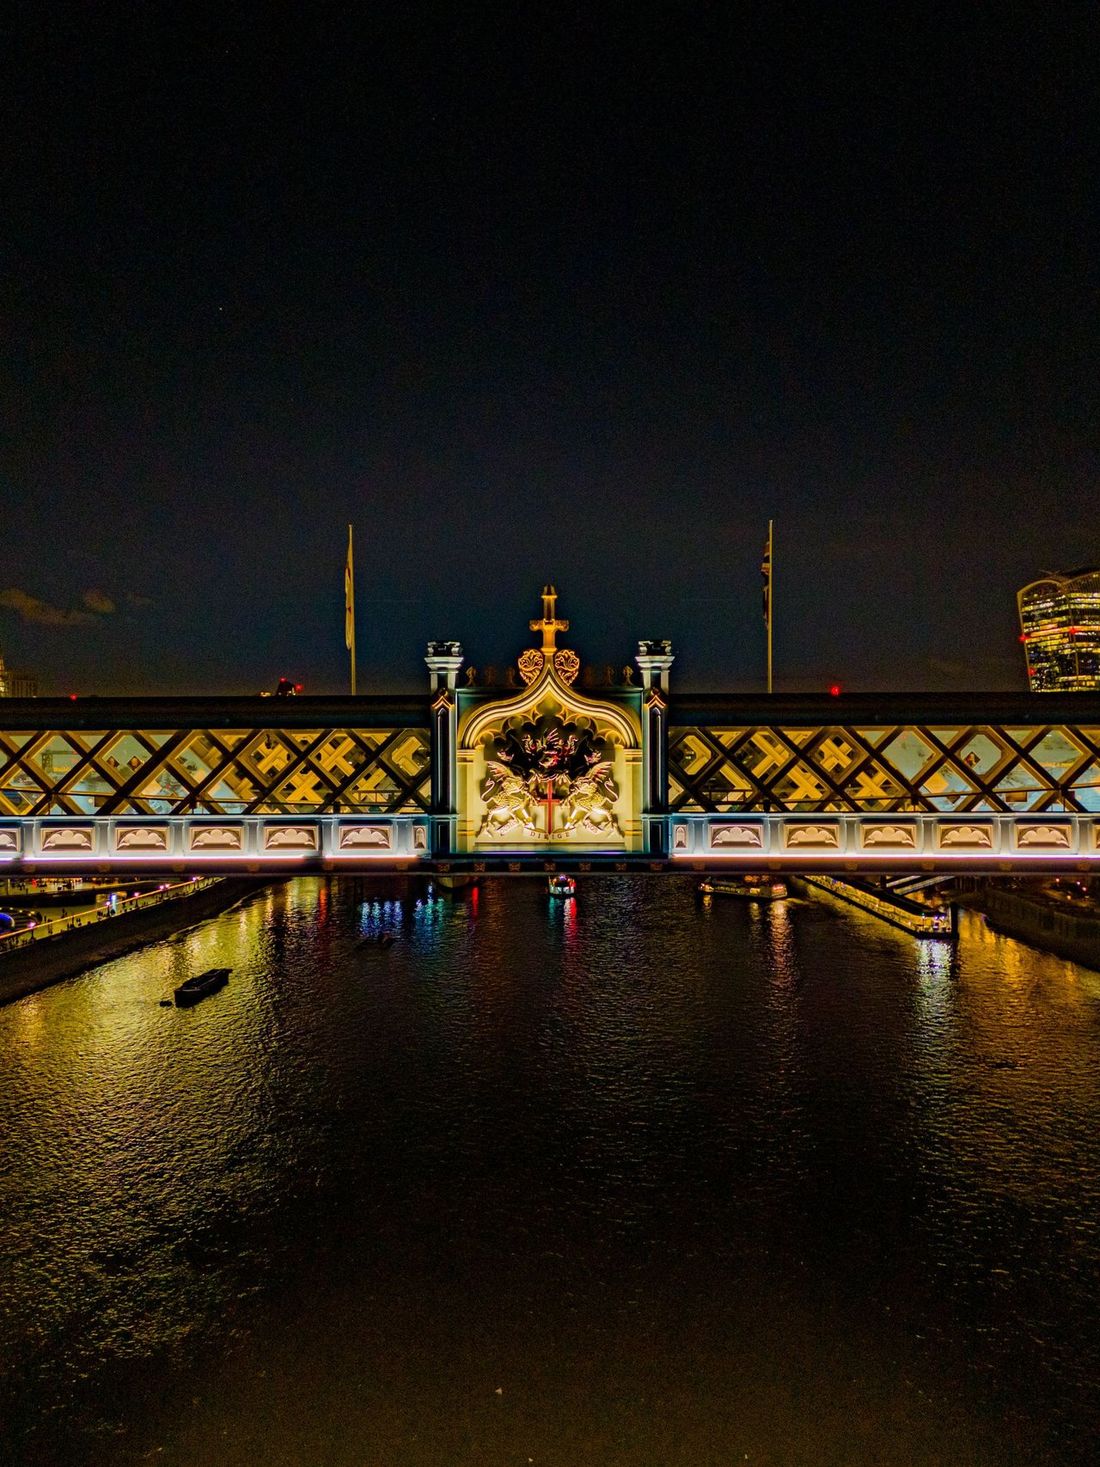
[[518, 647, 545, 685], [553, 648, 580, 685]]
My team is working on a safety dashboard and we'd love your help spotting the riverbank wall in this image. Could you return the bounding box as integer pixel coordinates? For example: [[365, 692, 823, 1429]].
[[966, 887, 1100, 972], [0, 878, 272, 1005]]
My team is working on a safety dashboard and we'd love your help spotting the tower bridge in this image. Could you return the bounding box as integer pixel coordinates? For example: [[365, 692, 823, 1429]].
[[1, 589, 1099, 875]]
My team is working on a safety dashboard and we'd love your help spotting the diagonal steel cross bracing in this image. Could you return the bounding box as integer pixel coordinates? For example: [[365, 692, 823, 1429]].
[[0, 720, 432, 820], [667, 720, 1100, 814], [0, 695, 1098, 871]]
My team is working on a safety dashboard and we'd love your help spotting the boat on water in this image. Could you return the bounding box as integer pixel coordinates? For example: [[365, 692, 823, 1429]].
[[173, 967, 231, 1006], [356, 932, 395, 950], [547, 874, 577, 898], [698, 876, 788, 901]]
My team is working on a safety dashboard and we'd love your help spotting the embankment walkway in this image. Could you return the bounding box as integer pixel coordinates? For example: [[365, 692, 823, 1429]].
[[0, 877, 270, 1005]]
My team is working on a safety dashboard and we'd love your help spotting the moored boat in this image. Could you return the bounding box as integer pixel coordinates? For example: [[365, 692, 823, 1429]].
[[173, 967, 231, 1006], [698, 876, 788, 900]]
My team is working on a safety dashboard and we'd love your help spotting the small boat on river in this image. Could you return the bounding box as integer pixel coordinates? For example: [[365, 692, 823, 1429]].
[[356, 932, 395, 950], [698, 876, 788, 901], [173, 967, 231, 1006], [547, 874, 576, 898]]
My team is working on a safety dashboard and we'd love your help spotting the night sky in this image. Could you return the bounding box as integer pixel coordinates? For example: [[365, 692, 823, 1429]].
[[2, 5, 1097, 696]]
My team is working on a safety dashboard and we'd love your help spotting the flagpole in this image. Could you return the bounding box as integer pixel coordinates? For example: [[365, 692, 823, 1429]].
[[346, 524, 357, 696], [767, 519, 773, 695]]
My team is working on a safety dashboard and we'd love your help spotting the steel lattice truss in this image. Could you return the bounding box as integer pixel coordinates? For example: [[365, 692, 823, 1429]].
[[668, 723, 1100, 814], [0, 726, 432, 816]]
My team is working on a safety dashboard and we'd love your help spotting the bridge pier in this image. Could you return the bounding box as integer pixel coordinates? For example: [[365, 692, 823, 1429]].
[[425, 642, 464, 859], [636, 640, 674, 858]]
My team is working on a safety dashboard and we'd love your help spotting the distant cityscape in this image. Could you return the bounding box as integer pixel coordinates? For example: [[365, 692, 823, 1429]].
[[2, 567, 1099, 697]]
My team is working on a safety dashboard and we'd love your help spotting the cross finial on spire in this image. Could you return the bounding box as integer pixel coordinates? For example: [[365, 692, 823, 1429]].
[[530, 583, 569, 654]]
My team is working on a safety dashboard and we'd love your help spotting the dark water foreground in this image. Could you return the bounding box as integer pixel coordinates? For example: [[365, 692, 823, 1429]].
[[1, 877, 1098, 1466]]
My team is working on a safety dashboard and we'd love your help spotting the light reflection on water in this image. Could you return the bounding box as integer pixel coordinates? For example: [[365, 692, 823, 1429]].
[[0, 876, 1098, 1467]]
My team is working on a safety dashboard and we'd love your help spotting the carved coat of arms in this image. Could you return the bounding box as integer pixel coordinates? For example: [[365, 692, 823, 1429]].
[[478, 717, 620, 839]]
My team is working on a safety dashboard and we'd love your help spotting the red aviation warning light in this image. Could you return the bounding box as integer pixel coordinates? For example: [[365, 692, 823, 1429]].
[[829, 683, 842, 697]]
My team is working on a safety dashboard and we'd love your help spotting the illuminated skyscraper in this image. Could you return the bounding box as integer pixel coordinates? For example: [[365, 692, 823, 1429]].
[[8, 669, 38, 697], [1017, 568, 1100, 691], [0, 652, 37, 697]]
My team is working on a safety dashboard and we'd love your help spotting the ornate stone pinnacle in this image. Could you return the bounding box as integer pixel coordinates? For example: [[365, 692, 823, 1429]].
[[530, 583, 569, 655]]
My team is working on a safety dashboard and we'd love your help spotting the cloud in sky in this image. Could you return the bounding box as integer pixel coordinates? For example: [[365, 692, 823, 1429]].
[[0, 587, 113, 627]]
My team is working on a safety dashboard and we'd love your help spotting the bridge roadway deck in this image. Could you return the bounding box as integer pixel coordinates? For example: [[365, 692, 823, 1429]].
[[1, 810, 1097, 875]]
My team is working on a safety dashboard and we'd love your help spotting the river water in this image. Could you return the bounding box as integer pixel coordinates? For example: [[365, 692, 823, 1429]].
[[1, 876, 1098, 1466]]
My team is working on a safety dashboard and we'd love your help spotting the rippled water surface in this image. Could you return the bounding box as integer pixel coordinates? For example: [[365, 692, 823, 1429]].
[[2, 876, 1099, 1466]]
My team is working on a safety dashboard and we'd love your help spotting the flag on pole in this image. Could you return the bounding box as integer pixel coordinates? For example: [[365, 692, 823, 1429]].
[[762, 519, 774, 694], [344, 526, 354, 650], [344, 524, 357, 696]]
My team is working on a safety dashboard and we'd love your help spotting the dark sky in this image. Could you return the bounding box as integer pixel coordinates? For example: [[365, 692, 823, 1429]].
[[2, 4, 1097, 695]]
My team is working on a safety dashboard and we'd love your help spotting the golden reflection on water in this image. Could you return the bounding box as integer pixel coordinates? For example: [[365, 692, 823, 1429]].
[[765, 898, 798, 987], [912, 936, 957, 1049], [902, 907, 1100, 1228], [1, 876, 1099, 1467], [10, 989, 45, 1047]]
